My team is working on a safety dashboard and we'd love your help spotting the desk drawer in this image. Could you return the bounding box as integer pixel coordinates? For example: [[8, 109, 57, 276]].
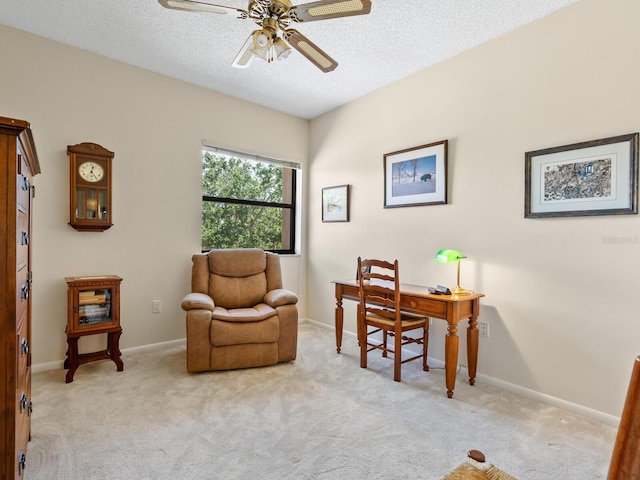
[[400, 296, 447, 318]]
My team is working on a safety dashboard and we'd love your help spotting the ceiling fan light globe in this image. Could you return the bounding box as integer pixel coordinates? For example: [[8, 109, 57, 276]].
[[256, 32, 270, 47], [273, 37, 292, 60], [278, 49, 292, 60], [250, 45, 270, 61]]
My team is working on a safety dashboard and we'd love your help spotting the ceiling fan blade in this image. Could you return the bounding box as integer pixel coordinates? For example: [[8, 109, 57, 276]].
[[291, 0, 371, 23], [232, 34, 255, 68], [157, 0, 247, 17], [283, 30, 337, 73]]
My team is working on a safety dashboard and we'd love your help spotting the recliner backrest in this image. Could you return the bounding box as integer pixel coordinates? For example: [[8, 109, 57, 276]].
[[209, 249, 267, 308], [190, 249, 283, 309]]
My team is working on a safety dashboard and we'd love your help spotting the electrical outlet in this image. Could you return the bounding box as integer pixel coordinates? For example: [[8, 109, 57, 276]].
[[152, 300, 161, 313], [478, 321, 489, 338]]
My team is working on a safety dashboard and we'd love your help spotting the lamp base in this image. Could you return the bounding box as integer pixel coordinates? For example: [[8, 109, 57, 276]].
[[452, 286, 472, 296]]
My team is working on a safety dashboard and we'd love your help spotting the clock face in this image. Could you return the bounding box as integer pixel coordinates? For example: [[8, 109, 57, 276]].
[[78, 161, 105, 183]]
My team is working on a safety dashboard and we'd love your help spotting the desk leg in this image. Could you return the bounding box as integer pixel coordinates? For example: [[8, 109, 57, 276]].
[[335, 285, 344, 353], [445, 323, 459, 398], [467, 316, 479, 386]]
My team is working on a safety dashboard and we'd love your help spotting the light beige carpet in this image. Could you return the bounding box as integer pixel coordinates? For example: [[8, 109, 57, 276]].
[[26, 323, 616, 479]]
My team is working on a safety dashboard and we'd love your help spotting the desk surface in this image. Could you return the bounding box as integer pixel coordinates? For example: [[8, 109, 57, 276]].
[[333, 279, 485, 302]]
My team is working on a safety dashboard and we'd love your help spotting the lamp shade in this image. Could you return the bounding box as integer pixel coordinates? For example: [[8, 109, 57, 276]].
[[435, 249, 466, 264], [434, 249, 471, 295]]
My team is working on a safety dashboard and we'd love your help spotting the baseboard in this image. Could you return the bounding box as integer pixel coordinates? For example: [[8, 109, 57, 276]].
[[32, 322, 317, 374], [305, 319, 620, 427], [305, 318, 331, 329], [32, 360, 66, 373], [467, 367, 620, 427], [32, 338, 187, 373]]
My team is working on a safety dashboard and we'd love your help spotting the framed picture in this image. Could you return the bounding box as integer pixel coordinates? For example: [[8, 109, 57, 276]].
[[525, 133, 639, 218], [322, 184, 350, 222], [383, 140, 448, 208], [356, 264, 371, 280]]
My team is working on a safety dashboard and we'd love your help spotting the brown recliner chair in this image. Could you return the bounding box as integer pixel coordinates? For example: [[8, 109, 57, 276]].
[[181, 248, 298, 373]]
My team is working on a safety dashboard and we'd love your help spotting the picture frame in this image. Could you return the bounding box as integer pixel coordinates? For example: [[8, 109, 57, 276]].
[[322, 184, 350, 222], [356, 264, 371, 281], [525, 133, 639, 218], [383, 140, 448, 208]]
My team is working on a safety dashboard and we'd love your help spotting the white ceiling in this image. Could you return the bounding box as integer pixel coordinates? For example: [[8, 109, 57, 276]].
[[0, 0, 578, 119]]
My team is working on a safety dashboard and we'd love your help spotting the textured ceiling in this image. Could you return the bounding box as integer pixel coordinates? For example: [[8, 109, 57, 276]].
[[0, 0, 578, 119]]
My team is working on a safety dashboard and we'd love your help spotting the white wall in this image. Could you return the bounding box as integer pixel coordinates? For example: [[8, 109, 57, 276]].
[[307, 0, 640, 419], [3, 0, 637, 422], [0, 25, 308, 366]]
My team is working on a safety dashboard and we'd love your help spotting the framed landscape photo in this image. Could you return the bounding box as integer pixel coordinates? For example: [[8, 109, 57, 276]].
[[322, 184, 350, 222], [383, 140, 448, 208], [525, 133, 639, 218]]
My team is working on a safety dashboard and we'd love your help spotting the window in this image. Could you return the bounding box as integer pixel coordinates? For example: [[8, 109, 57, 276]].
[[201, 146, 299, 254]]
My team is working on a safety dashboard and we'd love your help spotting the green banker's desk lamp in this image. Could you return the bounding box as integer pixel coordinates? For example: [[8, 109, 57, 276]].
[[435, 249, 471, 296]]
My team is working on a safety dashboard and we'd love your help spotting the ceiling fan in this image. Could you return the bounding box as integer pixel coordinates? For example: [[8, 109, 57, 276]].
[[158, 0, 372, 73]]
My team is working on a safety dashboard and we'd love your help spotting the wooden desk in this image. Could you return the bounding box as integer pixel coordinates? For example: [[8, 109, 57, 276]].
[[333, 280, 484, 398]]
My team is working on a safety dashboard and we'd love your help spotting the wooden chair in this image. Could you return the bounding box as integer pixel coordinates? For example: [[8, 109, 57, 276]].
[[357, 257, 429, 382], [607, 354, 640, 479]]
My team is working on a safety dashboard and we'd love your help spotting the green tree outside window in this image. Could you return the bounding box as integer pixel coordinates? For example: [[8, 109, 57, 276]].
[[202, 151, 296, 253]]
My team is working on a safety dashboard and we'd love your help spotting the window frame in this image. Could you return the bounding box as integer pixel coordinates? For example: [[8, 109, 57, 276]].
[[201, 145, 300, 255]]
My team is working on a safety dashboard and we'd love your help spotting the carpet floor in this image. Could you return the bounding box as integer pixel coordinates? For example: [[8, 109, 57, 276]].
[[26, 323, 616, 479]]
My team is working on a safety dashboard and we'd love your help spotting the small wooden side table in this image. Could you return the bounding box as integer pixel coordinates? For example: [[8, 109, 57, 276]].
[[64, 275, 123, 383]]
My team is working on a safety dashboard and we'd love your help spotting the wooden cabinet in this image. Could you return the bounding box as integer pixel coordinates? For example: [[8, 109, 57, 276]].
[[64, 275, 123, 383], [0, 116, 40, 479]]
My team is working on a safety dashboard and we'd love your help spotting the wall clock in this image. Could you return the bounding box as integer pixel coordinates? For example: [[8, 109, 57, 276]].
[[67, 142, 114, 232]]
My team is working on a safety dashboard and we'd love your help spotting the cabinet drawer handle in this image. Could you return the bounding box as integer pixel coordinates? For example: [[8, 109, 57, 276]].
[[18, 451, 27, 474], [20, 392, 28, 412], [21, 231, 29, 245], [21, 338, 29, 355], [21, 285, 29, 300]]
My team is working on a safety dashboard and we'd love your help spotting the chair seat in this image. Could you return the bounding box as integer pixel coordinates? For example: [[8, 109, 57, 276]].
[[365, 311, 427, 328], [442, 451, 518, 480], [211, 303, 276, 322], [442, 462, 517, 480]]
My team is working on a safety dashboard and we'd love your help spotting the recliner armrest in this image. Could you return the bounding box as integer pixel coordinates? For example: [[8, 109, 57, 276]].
[[181, 292, 215, 311], [264, 288, 298, 308]]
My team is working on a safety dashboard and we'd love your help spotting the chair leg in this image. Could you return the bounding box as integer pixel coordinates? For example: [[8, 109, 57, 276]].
[[393, 328, 402, 382], [423, 322, 430, 372], [382, 330, 388, 358], [359, 321, 368, 369]]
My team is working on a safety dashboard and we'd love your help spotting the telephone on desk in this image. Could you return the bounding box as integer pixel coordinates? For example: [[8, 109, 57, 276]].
[[428, 285, 451, 295]]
